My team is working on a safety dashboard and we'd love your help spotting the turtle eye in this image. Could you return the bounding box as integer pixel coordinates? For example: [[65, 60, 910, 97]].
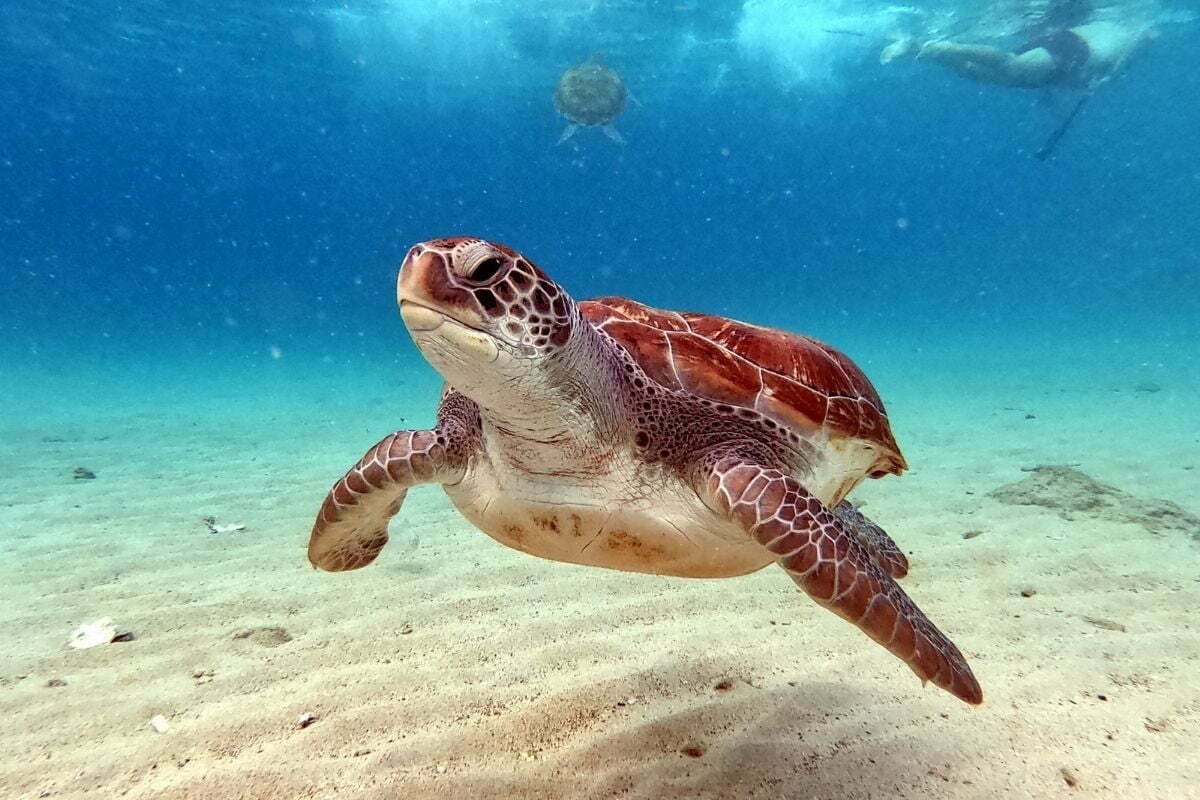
[[465, 257, 503, 284]]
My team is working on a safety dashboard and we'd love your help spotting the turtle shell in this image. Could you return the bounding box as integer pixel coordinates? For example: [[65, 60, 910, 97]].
[[553, 58, 627, 126], [580, 297, 906, 477]]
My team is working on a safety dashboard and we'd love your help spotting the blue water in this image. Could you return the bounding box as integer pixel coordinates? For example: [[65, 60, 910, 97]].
[[4, 4, 1200, 796], [4, 0, 1197, 396]]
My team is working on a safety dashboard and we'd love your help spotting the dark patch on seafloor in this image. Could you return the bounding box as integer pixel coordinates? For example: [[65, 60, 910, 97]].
[[231, 626, 293, 648], [989, 465, 1200, 540]]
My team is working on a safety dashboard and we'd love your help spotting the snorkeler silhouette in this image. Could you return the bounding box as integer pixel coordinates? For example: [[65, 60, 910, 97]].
[[880, 0, 1153, 156], [883, 1, 1149, 89]]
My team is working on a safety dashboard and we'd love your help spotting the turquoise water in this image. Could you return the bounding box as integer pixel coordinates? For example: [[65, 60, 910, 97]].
[[3, 1, 1197, 378], [2, 1, 1199, 798]]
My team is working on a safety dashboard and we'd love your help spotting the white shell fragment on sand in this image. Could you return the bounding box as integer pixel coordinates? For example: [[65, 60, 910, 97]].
[[149, 714, 170, 734], [203, 516, 246, 534], [68, 618, 117, 650]]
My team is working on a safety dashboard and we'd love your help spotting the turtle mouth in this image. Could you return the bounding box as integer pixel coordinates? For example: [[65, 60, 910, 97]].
[[399, 300, 488, 335], [400, 301, 503, 365]]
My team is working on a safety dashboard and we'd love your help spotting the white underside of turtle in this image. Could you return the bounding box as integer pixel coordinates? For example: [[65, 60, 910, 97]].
[[448, 421, 881, 579]]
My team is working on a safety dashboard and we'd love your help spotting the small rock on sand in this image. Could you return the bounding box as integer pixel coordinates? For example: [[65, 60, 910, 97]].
[[231, 626, 293, 647]]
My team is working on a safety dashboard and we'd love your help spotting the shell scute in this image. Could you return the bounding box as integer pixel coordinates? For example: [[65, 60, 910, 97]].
[[664, 328, 762, 406], [683, 312, 862, 400], [759, 371, 827, 437], [826, 395, 866, 439], [586, 296, 689, 331], [582, 297, 904, 473], [596, 319, 680, 389]]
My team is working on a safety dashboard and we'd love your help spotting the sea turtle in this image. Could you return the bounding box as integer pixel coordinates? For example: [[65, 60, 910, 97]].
[[307, 237, 983, 705], [553, 53, 628, 144]]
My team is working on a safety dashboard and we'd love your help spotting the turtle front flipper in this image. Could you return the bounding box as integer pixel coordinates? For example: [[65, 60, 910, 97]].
[[696, 456, 982, 705], [308, 394, 480, 572]]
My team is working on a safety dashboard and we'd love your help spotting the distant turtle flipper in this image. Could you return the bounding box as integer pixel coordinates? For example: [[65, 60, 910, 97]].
[[557, 124, 579, 144], [602, 124, 625, 144]]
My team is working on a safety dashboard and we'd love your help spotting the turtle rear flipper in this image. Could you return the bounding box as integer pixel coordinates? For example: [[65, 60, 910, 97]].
[[602, 124, 625, 144], [558, 124, 579, 144], [833, 500, 909, 578]]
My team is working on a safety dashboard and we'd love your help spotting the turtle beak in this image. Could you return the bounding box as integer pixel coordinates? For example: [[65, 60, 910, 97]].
[[396, 243, 484, 331], [397, 240, 515, 374], [395, 237, 573, 360]]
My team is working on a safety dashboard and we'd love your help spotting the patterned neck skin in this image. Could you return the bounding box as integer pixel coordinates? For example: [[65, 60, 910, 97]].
[[399, 237, 629, 466]]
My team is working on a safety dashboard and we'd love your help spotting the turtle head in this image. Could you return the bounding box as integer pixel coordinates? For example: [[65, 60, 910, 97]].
[[397, 237, 580, 406]]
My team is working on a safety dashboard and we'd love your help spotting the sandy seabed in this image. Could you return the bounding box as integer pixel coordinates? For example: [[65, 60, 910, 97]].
[[1, 366, 1198, 800]]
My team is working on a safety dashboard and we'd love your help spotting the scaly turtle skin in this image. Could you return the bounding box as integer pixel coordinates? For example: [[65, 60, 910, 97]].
[[553, 53, 628, 144], [308, 237, 983, 706]]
